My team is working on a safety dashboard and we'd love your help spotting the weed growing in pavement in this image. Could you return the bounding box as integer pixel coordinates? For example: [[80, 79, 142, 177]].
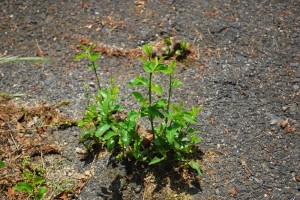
[[75, 42, 202, 175], [161, 38, 190, 60], [12, 158, 47, 200], [74, 44, 102, 90]]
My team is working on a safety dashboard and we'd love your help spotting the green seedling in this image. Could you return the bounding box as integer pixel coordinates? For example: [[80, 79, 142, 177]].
[[74, 44, 102, 90], [77, 78, 125, 152], [161, 38, 190, 60], [12, 158, 47, 200], [130, 44, 202, 173]]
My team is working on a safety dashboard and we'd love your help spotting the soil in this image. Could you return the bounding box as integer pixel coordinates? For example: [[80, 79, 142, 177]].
[[1, 0, 300, 199]]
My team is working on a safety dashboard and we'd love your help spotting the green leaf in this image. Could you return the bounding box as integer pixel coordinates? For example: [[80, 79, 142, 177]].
[[13, 182, 34, 194], [98, 89, 108, 99], [166, 125, 180, 144], [142, 44, 153, 58], [180, 41, 189, 50], [154, 64, 172, 74], [164, 38, 172, 46], [107, 138, 115, 151], [80, 44, 88, 51], [166, 129, 177, 145], [111, 85, 119, 96], [132, 92, 146, 104], [189, 161, 202, 175], [148, 106, 164, 119], [171, 79, 183, 88], [133, 140, 142, 159], [174, 152, 186, 162], [32, 176, 45, 187], [87, 43, 94, 54], [149, 156, 165, 165], [183, 112, 196, 123], [121, 129, 131, 147], [35, 187, 47, 200], [151, 83, 163, 95], [87, 63, 97, 70], [103, 131, 118, 141], [144, 61, 155, 73], [127, 110, 139, 122], [156, 99, 167, 108], [90, 52, 101, 62], [191, 106, 202, 116], [100, 100, 110, 115], [190, 134, 201, 144], [95, 124, 111, 137], [129, 76, 148, 87], [74, 53, 87, 61], [80, 132, 91, 142], [0, 161, 4, 168], [175, 50, 182, 55], [169, 60, 176, 70], [111, 104, 123, 111], [23, 169, 32, 181], [187, 128, 201, 134]]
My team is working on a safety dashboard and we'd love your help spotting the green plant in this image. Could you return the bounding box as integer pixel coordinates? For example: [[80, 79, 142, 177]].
[[129, 44, 202, 173], [75, 44, 128, 154], [77, 78, 125, 152], [76, 42, 202, 175], [161, 38, 190, 60], [74, 44, 102, 90], [12, 158, 47, 200]]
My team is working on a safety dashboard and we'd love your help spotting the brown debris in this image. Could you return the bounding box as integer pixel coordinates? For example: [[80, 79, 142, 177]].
[[135, 0, 145, 14], [228, 187, 238, 197], [0, 97, 76, 198], [76, 35, 201, 61]]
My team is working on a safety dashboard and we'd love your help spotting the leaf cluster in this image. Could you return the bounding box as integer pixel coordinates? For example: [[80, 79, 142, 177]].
[[12, 158, 47, 200], [161, 38, 190, 61], [75, 42, 202, 175]]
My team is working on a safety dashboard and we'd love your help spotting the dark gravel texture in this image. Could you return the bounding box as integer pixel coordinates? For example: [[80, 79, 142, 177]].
[[1, 0, 299, 199]]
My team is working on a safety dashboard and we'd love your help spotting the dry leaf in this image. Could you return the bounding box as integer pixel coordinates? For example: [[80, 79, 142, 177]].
[[75, 147, 86, 154], [228, 187, 238, 197], [194, 73, 201, 78], [199, 65, 206, 71], [55, 191, 69, 200], [210, 117, 215, 124], [280, 119, 289, 128], [37, 126, 45, 134], [286, 126, 295, 133], [294, 174, 300, 182], [7, 187, 14, 197]]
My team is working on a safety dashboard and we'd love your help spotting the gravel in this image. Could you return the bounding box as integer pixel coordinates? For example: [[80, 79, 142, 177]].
[[0, 0, 299, 199]]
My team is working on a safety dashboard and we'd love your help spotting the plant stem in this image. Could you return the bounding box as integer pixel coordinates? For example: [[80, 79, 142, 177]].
[[92, 61, 101, 90], [165, 74, 172, 126], [148, 72, 155, 137]]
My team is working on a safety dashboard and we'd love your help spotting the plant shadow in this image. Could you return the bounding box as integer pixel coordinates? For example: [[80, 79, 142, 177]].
[[99, 148, 204, 199]]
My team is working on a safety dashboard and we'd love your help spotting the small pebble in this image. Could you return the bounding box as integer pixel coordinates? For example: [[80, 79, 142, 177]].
[[134, 185, 141, 193], [282, 106, 288, 111], [295, 70, 300, 78], [292, 78, 300, 82], [44, 76, 56, 86], [290, 63, 298, 67], [293, 85, 299, 90]]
